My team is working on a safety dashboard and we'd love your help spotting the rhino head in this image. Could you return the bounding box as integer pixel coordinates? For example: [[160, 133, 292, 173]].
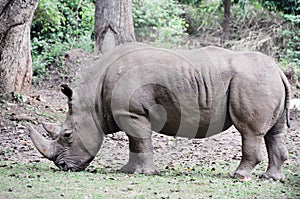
[[29, 84, 103, 171]]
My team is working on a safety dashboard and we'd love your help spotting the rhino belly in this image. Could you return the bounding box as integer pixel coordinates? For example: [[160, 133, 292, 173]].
[[148, 101, 232, 139]]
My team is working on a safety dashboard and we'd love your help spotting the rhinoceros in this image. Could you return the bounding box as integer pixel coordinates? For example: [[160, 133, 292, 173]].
[[29, 42, 290, 181]]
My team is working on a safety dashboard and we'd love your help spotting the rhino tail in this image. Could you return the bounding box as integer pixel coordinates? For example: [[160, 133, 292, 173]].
[[280, 70, 291, 128]]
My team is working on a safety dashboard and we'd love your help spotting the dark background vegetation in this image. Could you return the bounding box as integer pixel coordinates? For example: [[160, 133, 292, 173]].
[[31, 0, 299, 84]]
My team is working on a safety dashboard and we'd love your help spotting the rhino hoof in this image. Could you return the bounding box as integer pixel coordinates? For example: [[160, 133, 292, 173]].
[[229, 171, 252, 181], [120, 164, 159, 175], [260, 172, 285, 182], [120, 152, 159, 175]]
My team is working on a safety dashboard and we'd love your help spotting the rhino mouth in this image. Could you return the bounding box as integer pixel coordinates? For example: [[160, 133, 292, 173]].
[[55, 161, 85, 172], [56, 162, 85, 172], [54, 155, 93, 172]]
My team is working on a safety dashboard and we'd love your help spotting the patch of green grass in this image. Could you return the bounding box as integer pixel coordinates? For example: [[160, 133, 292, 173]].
[[0, 161, 299, 198]]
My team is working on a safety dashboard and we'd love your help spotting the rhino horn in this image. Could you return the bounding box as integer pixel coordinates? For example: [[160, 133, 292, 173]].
[[29, 125, 55, 160], [42, 122, 61, 139]]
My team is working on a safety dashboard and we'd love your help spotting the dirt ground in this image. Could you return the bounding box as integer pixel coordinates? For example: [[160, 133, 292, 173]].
[[0, 49, 299, 175]]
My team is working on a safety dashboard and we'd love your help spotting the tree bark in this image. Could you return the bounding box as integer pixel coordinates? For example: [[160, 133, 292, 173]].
[[94, 0, 136, 54], [0, 0, 39, 94], [222, 0, 231, 45]]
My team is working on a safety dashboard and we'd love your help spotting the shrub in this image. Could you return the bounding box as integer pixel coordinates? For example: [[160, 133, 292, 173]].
[[262, 0, 300, 15], [31, 0, 94, 77], [182, 0, 222, 35], [260, 0, 300, 67], [132, 0, 188, 47]]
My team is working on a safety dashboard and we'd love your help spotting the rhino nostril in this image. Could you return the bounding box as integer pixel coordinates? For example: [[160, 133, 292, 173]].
[[70, 167, 77, 172], [58, 162, 68, 171]]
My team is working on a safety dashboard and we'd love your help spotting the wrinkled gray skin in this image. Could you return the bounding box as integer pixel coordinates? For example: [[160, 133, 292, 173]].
[[29, 42, 290, 181]]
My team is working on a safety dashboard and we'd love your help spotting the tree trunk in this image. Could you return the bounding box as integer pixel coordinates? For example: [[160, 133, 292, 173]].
[[94, 0, 136, 54], [222, 0, 231, 45], [0, 0, 39, 94]]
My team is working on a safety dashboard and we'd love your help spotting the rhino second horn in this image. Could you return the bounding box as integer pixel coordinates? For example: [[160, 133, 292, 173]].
[[29, 125, 55, 160], [42, 122, 61, 139]]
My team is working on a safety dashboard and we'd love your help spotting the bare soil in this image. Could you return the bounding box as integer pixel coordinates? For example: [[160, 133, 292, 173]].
[[0, 49, 299, 176]]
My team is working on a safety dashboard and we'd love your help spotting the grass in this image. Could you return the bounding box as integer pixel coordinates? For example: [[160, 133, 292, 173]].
[[0, 161, 299, 199]]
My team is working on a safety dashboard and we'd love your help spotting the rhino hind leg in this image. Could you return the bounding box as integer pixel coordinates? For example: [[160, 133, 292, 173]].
[[230, 134, 264, 180], [120, 135, 159, 175], [260, 119, 288, 181]]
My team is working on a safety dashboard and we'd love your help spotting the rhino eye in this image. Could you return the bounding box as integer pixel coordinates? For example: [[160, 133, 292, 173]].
[[64, 132, 72, 138], [62, 130, 73, 140]]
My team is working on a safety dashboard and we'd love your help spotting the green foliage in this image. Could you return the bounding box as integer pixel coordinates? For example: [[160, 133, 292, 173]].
[[260, 0, 300, 67], [182, 0, 300, 69], [31, 0, 94, 77], [280, 28, 300, 68], [262, 0, 300, 15], [31, 0, 299, 78], [182, 0, 222, 34], [132, 0, 188, 46], [235, 1, 300, 67], [261, 0, 300, 67], [178, 0, 202, 7]]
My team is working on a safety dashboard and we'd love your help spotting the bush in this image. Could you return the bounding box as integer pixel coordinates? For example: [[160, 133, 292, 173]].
[[262, 0, 300, 15], [260, 0, 300, 67], [280, 15, 300, 68], [31, 0, 299, 79], [182, 0, 222, 35], [181, 0, 300, 68], [132, 0, 188, 47], [31, 0, 94, 77]]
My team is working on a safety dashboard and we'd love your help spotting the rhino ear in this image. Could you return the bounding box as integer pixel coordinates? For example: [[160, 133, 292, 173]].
[[61, 84, 73, 100]]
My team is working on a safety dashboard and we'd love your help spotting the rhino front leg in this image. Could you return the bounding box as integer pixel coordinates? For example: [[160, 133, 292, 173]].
[[120, 135, 159, 175], [230, 134, 264, 180]]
